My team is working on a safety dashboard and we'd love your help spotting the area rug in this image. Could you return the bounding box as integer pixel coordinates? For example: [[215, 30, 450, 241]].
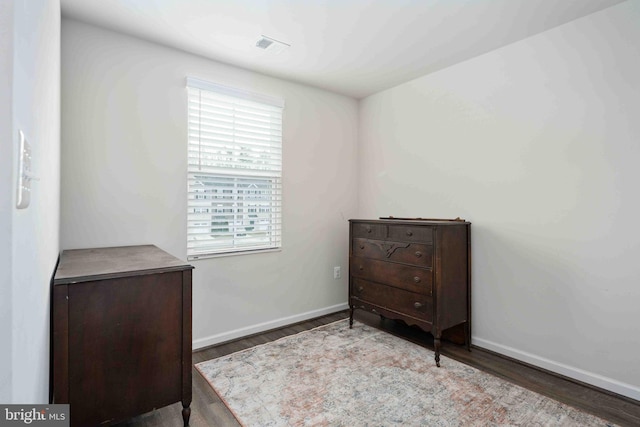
[[196, 320, 615, 426]]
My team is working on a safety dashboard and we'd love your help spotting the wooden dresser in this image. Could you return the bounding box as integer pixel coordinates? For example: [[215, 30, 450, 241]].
[[51, 245, 194, 426], [349, 218, 471, 366]]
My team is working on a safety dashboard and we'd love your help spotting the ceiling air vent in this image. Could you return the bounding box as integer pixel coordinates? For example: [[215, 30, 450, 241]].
[[255, 35, 290, 54]]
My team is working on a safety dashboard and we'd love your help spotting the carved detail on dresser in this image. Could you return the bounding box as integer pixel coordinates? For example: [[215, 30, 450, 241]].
[[380, 242, 411, 258]]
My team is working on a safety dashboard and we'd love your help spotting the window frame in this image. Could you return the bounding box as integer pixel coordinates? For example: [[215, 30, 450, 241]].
[[186, 77, 284, 260]]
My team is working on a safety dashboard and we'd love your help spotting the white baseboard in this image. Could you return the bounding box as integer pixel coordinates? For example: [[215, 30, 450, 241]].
[[192, 303, 349, 350], [473, 337, 640, 401]]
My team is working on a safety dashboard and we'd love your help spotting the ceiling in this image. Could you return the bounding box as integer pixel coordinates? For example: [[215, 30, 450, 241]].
[[60, 0, 625, 99]]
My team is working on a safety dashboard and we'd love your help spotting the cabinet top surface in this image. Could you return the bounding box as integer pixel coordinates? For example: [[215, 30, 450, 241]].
[[350, 218, 471, 225], [54, 245, 193, 285]]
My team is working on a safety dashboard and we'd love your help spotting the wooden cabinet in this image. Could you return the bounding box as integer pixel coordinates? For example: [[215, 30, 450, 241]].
[[51, 245, 193, 426], [349, 218, 471, 366]]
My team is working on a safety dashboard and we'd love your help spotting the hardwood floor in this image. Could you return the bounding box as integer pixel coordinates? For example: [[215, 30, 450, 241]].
[[115, 310, 640, 427]]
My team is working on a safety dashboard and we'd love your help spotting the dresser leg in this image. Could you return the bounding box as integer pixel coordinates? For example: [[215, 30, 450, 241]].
[[465, 321, 471, 352], [349, 307, 354, 328], [434, 336, 441, 367], [182, 404, 191, 426]]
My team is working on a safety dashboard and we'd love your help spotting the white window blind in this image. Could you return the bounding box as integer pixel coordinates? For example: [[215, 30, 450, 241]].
[[187, 77, 283, 259]]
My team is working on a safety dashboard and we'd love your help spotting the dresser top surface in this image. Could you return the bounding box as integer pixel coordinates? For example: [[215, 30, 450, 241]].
[[350, 218, 471, 225], [54, 245, 193, 285]]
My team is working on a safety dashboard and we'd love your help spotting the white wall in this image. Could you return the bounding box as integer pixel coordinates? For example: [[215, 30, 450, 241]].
[[0, 0, 61, 403], [60, 19, 359, 348], [359, 0, 640, 399]]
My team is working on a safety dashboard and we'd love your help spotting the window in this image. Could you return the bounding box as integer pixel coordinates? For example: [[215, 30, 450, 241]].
[[186, 77, 283, 259]]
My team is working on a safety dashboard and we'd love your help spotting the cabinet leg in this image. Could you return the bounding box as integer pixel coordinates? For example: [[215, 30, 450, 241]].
[[182, 404, 191, 426], [349, 307, 354, 329], [434, 335, 441, 368]]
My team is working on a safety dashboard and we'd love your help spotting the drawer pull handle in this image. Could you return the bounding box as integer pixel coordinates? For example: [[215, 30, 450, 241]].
[[372, 308, 377, 313], [360, 245, 365, 249], [358, 286, 364, 292], [359, 265, 364, 271], [415, 251, 422, 258], [366, 226, 372, 233], [414, 302, 423, 309], [406, 230, 413, 236], [414, 276, 421, 283]]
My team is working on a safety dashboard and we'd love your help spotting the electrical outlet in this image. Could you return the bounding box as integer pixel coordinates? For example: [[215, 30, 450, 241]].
[[334, 266, 341, 280]]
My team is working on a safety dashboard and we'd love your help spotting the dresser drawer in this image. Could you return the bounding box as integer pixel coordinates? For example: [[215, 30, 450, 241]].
[[350, 256, 432, 295], [352, 238, 433, 267], [351, 222, 386, 239], [388, 225, 433, 243], [351, 278, 433, 322]]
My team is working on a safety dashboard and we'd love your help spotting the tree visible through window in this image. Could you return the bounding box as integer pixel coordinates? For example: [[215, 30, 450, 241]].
[[186, 77, 283, 259]]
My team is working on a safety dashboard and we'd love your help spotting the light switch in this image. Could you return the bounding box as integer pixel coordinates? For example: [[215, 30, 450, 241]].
[[16, 130, 36, 209]]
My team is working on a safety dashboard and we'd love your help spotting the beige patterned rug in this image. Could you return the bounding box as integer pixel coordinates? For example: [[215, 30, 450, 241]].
[[196, 320, 615, 426]]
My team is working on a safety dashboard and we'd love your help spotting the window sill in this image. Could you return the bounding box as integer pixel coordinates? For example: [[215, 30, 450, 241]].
[[188, 247, 282, 261]]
